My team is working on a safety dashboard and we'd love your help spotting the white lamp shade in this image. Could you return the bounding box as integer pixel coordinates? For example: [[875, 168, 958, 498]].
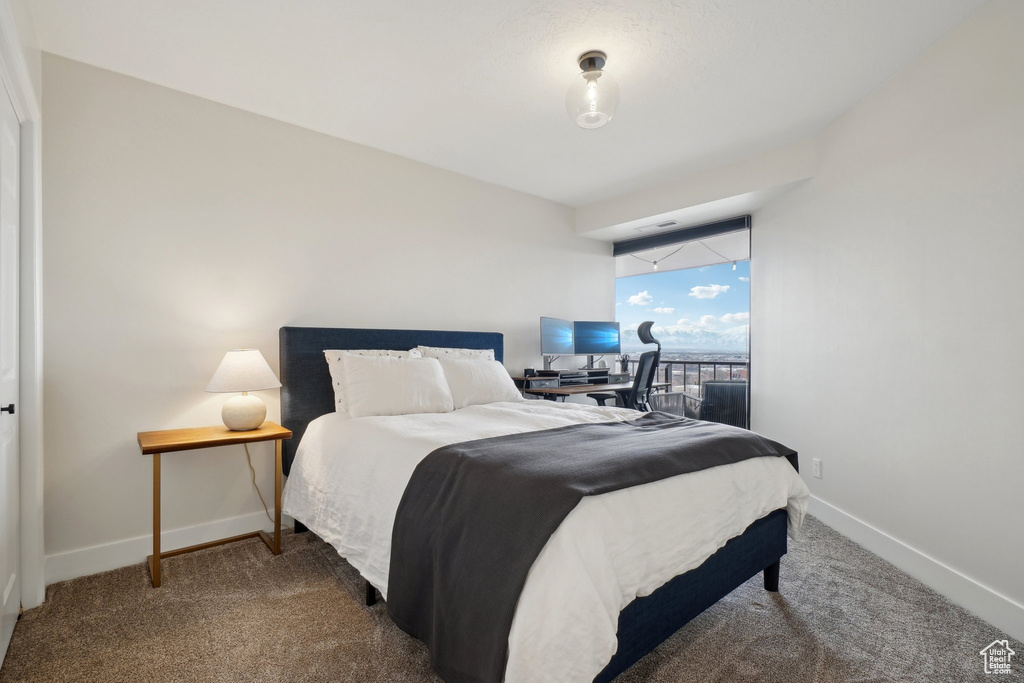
[[205, 349, 281, 393]]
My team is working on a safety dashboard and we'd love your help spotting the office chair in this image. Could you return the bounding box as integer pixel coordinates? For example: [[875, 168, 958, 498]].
[[589, 321, 661, 410]]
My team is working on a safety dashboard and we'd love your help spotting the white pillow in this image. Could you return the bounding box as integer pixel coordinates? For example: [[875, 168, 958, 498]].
[[416, 345, 495, 361], [341, 354, 454, 418], [324, 348, 423, 414], [437, 359, 523, 409]]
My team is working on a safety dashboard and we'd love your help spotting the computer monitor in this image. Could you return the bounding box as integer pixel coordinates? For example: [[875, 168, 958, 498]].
[[573, 321, 621, 355], [540, 317, 574, 356]]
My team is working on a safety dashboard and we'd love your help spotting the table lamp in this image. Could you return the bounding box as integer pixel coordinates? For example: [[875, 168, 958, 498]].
[[205, 349, 281, 431]]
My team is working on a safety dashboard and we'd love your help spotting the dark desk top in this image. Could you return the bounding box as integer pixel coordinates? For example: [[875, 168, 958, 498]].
[[524, 381, 670, 396], [511, 373, 627, 381]]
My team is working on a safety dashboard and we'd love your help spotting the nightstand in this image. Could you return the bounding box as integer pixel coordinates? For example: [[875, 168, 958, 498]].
[[136, 422, 293, 587]]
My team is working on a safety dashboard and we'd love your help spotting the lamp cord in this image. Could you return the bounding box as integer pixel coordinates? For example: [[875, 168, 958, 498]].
[[244, 443, 275, 526]]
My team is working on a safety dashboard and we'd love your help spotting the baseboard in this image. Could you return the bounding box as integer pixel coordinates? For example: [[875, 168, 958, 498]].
[[808, 495, 1024, 641], [45, 511, 276, 586]]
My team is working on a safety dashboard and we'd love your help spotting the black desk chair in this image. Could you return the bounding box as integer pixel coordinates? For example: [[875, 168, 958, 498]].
[[589, 321, 661, 411], [588, 350, 660, 410], [586, 389, 619, 407]]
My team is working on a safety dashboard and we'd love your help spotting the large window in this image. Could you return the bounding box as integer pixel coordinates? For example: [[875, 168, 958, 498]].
[[615, 227, 750, 399]]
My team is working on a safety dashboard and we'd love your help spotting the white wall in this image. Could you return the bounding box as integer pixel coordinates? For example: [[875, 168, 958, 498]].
[[41, 54, 613, 580], [4, 0, 41, 106], [753, 0, 1023, 637], [575, 139, 815, 236]]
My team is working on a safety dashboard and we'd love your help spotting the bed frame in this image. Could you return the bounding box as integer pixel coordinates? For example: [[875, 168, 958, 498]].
[[278, 326, 790, 682]]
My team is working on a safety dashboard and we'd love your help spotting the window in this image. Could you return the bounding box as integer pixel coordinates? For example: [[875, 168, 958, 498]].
[[614, 221, 750, 426]]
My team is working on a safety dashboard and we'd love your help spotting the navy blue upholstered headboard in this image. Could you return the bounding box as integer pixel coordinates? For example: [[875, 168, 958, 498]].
[[279, 326, 504, 475]]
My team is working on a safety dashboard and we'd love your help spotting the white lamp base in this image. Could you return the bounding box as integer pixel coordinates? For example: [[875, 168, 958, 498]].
[[222, 393, 266, 431]]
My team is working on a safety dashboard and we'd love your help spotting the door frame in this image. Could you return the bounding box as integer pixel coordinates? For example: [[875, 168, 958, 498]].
[[0, 4, 45, 610]]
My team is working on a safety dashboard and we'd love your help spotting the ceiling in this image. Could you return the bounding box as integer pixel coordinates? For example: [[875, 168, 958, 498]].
[[582, 182, 804, 243], [28, 0, 986, 207]]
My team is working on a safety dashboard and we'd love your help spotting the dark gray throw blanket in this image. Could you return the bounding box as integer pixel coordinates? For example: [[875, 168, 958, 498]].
[[387, 412, 797, 683]]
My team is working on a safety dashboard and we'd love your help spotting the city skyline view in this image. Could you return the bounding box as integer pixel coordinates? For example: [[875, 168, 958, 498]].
[[615, 261, 750, 355]]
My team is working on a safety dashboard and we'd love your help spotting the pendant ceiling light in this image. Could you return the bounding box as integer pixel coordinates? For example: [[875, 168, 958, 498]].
[[566, 50, 619, 129]]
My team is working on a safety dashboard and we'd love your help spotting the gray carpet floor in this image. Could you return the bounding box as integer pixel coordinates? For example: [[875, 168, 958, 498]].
[[0, 515, 1014, 682]]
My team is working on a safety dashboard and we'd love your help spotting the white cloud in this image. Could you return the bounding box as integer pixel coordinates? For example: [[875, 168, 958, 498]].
[[627, 290, 653, 306], [689, 284, 730, 299], [652, 307, 675, 314], [738, 276, 749, 282], [720, 312, 750, 325], [615, 302, 622, 306]]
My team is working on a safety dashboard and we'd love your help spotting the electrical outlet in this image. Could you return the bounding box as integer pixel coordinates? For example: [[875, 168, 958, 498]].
[[812, 458, 822, 479]]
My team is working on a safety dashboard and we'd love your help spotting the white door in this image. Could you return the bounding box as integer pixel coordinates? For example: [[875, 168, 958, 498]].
[[0, 81, 20, 663]]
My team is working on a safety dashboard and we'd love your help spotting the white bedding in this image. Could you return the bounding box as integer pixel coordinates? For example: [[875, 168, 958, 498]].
[[282, 400, 809, 682]]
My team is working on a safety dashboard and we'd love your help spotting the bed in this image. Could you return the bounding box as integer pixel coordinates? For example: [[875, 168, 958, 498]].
[[278, 326, 809, 682]]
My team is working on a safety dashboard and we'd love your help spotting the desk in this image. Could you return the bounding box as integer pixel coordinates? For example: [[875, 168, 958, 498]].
[[511, 371, 629, 391], [525, 381, 671, 401]]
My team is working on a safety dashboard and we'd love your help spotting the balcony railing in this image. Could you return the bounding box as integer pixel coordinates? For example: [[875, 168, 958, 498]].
[[626, 359, 749, 395]]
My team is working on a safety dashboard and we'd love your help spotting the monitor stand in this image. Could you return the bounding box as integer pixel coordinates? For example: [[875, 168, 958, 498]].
[[544, 356, 601, 371]]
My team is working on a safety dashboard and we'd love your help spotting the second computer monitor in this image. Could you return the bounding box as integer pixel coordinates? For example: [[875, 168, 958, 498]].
[[573, 321, 621, 355]]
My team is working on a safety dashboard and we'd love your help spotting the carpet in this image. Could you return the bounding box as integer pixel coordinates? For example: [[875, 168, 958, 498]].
[[0, 516, 1013, 682]]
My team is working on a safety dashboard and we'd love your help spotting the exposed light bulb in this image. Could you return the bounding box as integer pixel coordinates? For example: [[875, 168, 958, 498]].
[[732, 261, 737, 270], [653, 261, 659, 271], [566, 51, 619, 130]]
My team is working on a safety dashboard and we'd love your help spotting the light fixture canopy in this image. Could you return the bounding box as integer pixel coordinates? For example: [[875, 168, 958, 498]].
[[566, 50, 619, 129]]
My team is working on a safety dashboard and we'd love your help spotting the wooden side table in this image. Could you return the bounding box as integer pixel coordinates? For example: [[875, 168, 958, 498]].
[[136, 422, 292, 587]]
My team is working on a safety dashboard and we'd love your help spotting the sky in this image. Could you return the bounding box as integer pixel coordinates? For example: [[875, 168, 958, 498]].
[[615, 261, 750, 353]]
